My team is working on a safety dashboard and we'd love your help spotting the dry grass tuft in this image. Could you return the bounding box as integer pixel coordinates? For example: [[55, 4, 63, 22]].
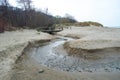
[[74, 21, 103, 27]]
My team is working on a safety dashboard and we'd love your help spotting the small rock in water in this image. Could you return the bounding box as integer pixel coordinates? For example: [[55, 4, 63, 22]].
[[64, 39, 68, 41], [38, 69, 44, 73], [104, 68, 110, 72], [66, 69, 70, 71], [87, 70, 92, 73], [116, 67, 120, 70]]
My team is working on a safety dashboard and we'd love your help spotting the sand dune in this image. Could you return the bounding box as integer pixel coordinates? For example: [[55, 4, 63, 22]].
[[58, 27, 120, 59]]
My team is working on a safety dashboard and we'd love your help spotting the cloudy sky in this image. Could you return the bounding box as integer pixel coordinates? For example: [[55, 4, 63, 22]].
[[9, 0, 120, 27]]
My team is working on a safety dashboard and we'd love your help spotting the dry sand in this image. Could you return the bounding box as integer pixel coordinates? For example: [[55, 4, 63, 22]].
[[58, 26, 120, 59], [0, 29, 53, 80]]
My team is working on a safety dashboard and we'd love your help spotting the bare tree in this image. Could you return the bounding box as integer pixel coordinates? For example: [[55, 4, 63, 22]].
[[64, 13, 75, 20], [0, 0, 9, 17], [0, 0, 9, 6], [17, 0, 32, 10], [0, 0, 9, 32], [17, 0, 33, 26]]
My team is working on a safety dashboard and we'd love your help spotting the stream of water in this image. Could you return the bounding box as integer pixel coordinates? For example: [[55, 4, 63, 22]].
[[29, 36, 120, 72]]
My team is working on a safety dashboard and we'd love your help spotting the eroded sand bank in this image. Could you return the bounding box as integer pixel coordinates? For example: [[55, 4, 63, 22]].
[[0, 29, 53, 80], [58, 27, 120, 59]]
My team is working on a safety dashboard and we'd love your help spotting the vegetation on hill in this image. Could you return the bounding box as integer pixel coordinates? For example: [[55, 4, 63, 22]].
[[54, 21, 104, 28], [74, 21, 103, 27]]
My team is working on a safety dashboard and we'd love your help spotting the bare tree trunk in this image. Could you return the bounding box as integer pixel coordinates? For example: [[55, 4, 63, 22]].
[[0, 0, 9, 32]]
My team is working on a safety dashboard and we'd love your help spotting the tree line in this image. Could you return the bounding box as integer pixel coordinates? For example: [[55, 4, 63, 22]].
[[0, 0, 77, 31]]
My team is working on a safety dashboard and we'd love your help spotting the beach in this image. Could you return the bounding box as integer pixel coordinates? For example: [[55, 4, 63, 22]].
[[0, 27, 120, 80]]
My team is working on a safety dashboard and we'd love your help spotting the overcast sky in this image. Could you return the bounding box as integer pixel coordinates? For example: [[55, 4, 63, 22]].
[[9, 0, 120, 27]]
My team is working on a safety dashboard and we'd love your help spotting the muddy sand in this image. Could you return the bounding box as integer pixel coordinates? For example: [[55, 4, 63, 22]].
[[0, 27, 120, 80]]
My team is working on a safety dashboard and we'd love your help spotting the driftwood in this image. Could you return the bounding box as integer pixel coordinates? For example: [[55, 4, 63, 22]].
[[39, 27, 63, 34]]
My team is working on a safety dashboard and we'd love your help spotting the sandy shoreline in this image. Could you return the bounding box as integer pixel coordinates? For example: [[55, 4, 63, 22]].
[[0, 29, 53, 80], [0, 27, 120, 80]]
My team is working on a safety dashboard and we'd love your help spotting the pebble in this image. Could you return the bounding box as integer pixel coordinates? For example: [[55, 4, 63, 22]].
[[116, 67, 120, 70], [87, 70, 92, 72], [104, 68, 110, 72], [38, 69, 44, 73]]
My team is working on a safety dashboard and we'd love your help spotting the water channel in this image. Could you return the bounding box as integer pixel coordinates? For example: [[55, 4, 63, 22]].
[[29, 36, 120, 72]]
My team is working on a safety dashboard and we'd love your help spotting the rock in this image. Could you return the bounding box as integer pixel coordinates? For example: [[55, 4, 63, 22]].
[[104, 68, 110, 72], [87, 70, 92, 73], [38, 69, 44, 73], [66, 69, 70, 71], [116, 67, 120, 70]]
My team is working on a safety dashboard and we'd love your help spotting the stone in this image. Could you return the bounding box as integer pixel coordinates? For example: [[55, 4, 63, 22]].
[[38, 69, 44, 73], [116, 67, 120, 70]]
